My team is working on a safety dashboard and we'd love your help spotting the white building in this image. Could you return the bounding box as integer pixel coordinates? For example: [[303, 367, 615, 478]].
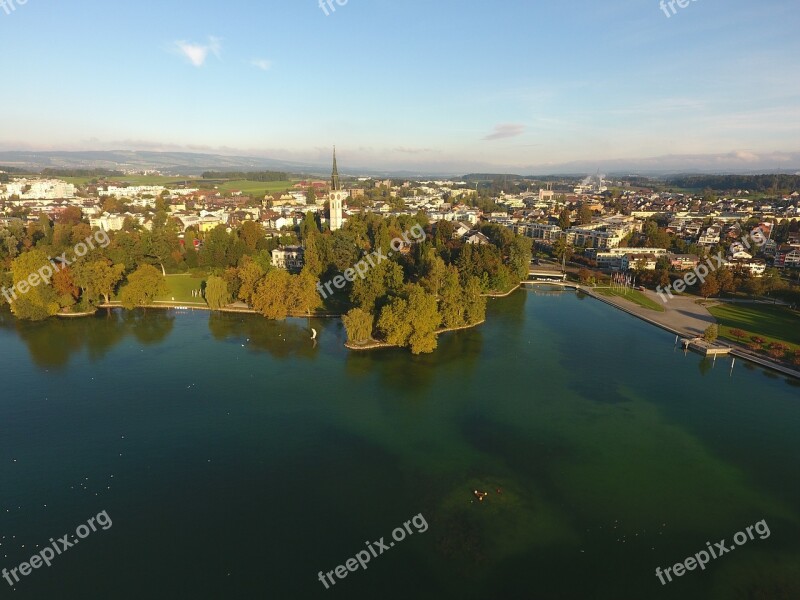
[[329, 148, 345, 232]]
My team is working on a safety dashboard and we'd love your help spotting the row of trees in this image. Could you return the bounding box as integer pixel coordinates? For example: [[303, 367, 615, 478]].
[[1, 206, 533, 353]]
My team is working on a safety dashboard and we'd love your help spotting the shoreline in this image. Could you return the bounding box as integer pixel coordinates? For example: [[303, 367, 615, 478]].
[[344, 319, 487, 351], [579, 286, 800, 381]]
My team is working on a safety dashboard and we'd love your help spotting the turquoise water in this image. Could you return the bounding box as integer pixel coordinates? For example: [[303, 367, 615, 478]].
[[1, 291, 798, 599]]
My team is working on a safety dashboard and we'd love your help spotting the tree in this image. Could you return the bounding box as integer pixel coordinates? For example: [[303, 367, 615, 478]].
[[73, 260, 125, 305], [119, 264, 167, 309], [767, 343, 788, 360], [8, 250, 60, 320], [703, 324, 719, 343], [420, 253, 447, 296], [306, 187, 317, 205], [288, 270, 322, 315], [299, 212, 320, 241], [52, 266, 79, 305], [578, 204, 593, 225], [558, 208, 571, 230], [205, 275, 231, 310], [252, 269, 291, 319], [439, 266, 466, 329], [578, 268, 591, 284], [351, 260, 404, 313], [237, 259, 266, 306], [699, 274, 720, 298], [59, 206, 83, 226], [377, 284, 441, 354], [239, 221, 264, 252], [552, 237, 572, 266], [508, 236, 533, 281], [729, 328, 746, 343], [716, 268, 735, 295], [342, 308, 374, 344], [463, 276, 487, 325]]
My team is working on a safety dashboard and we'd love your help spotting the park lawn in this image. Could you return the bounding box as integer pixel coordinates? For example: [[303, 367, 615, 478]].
[[60, 175, 201, 186], [216, 179, 295, 196], [156, 274, 207, 304], [598, 287, 665, 312], [708, 303, 800, 352]]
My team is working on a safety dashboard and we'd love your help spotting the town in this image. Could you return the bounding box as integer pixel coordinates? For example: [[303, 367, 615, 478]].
[[2, 163, 798, 280]]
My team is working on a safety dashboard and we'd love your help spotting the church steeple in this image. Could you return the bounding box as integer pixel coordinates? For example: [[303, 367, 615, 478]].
[[331, 146, 341, 191]]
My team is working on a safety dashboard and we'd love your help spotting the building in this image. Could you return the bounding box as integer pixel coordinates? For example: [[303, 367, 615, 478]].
[[328, 148, 345, 232], [775, 246, 800, 269], [520, 222, 562, 242], [271, 246, 305, 271], [464, 231, 490, 245], [538, 184, 556, 202], [669, 254, 701, 271]]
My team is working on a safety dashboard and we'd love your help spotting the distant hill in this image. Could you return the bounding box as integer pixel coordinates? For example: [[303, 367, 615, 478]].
[[0, 150, 320, 177]]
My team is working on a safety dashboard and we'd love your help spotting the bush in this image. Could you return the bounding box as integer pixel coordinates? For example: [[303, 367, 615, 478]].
[[729, 328, 747, 342]]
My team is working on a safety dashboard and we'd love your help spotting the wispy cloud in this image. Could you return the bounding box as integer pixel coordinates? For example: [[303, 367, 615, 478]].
[[483, 123, 526, 141], [173, 36, 222, 67], [392, 146, 437, 154], [250, 59, 273, 71]]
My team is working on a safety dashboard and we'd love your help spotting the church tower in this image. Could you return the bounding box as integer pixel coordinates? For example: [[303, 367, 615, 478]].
[[329, 147, 345, 231]]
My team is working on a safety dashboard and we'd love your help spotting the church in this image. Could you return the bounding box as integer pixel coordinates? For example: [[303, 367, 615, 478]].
[[328, 147, 345, 231]]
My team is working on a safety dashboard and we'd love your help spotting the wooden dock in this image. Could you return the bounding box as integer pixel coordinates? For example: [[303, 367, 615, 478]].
[[680, 337, 732, 356]]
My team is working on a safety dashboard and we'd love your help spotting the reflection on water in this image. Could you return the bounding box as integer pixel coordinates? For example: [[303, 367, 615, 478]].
[[207, 312, 322, 360], [0, 308, 174, 369]]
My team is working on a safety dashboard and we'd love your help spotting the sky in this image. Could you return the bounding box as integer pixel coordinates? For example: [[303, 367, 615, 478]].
[[1, 0, 799, 173]]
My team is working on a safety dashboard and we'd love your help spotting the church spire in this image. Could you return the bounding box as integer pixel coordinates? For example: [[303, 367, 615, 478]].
[[331, 146, 341, 191]]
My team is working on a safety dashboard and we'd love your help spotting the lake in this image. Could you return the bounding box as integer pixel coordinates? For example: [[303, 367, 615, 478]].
[[1, 289, 798, 599]]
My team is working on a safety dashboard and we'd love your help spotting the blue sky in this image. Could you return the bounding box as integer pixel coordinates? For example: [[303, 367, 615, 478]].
[[2, 0, 799, 172]]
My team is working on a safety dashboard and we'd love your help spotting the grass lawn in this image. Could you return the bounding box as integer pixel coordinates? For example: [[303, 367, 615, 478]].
[[598, 287, 665, 312], [216, 179, 295, 196], [156, 274, 208, 304], [60, 175, 199, 186], [708, 303, 800, 352], [46, 175, 296, 197]]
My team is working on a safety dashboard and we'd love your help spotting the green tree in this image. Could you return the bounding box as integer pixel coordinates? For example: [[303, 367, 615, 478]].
[[342, 308, 374, 344], [8, 250, 60, 320], [252, 269, 291, 319], [463, 276, 487, 324], [239, 221, 264, 252], [288, 270, 322, 315], [205, 275, 232, 310], [237, 259, 266, 305], [508, 236, 533, 281], [351, 260, 404, 313], [119, 264, 167, 309], [439, 266, 466, 329], [558, 208, 571, 230], [73, 260, 125, 305], [703, 324, 719, 343], [578, 204, 593, 225], [306, 187, 317, 205], [552, 237, 572, 265], [377, 284, 441, 354], [420, 253, 447, 296]]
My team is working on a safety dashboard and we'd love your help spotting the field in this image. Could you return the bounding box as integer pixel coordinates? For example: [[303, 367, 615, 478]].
[[598, 287, 666, 312], [216, 179, 295, 196], [707, 303, 800, 352], [60, 175, 195, 186], [156, 274, 208, 304], [58, 175, 296, 196]]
